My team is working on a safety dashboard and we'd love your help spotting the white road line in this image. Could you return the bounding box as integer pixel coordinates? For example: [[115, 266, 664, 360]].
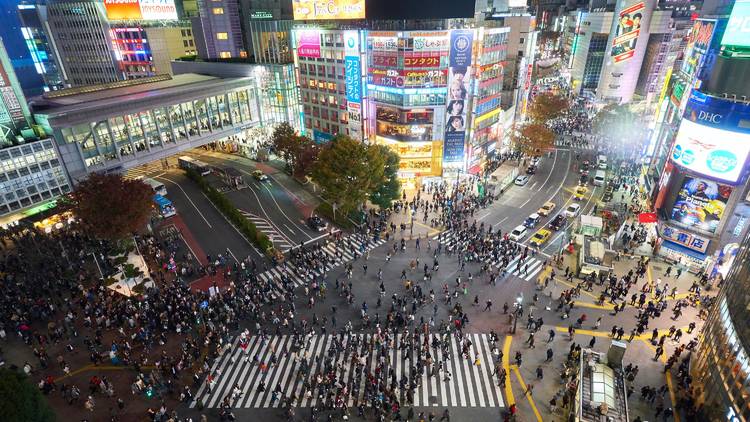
[[493, 216, 509, 228], [540, 149, 558, 190], [156, 176, 212, 228]]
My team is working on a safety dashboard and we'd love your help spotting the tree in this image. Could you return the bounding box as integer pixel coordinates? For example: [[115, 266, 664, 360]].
[[511, 123, 556, 156], [66, 172, 153, 241], [0, 369, 55, 422], [311, 135, 384, 215], [527, 92, 569, 123], [270, 122, 297, 170], [368, 145, 401, 210], [292, 136, 319, 179]]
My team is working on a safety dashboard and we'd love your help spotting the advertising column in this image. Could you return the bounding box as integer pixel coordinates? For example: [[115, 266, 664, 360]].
[[344, 30, 364, 141], [443, 29, 474, 173]]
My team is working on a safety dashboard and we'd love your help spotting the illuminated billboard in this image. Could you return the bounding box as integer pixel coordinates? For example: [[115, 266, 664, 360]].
[[681, 19, 716, 79], [292, 0, 365, 20], [104, 0, 177, 21], [611, 1, 645, 63], [296, 31, 320, 58], [671, 119, 750, 184], [443, 29, 474, 164], [670, 176, 732, 234], [722, 0, 750, 47]]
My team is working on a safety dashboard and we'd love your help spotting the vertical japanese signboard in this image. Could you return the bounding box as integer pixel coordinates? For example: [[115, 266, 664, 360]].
[[344, 30, 363, 140], [443, 29, 474, 164]]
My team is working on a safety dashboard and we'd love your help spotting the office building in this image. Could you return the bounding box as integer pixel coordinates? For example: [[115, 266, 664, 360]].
[[293, 28, 366, 143], [45, 0, 122, 87], [0, 37, 33, 140], [0, 0, 46, 97], [17, 2, 65, 92], [108, 24, 196, 79], [192, 0, 246, 59]]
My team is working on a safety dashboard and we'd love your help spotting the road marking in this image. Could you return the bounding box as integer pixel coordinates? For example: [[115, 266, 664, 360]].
[[529, 181, 538, 190], [493, 216, 509, 228], [226, 247, 239, 263], [156, 176, 212, 228], [477, 212, 491, 221], [502, 336, 513, 406], [283, 224, 295, 234], [539, 149, 558, 190], [511, 365, 542, 422], [520, 197, 532, 207], [200, 191, 262, 255]]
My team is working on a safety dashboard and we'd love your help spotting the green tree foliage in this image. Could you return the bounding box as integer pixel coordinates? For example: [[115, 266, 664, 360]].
[[369, 145, 401, 210], [591, 104, 637, 135], [270, 123, 320, 179], [66, 173, 153, 241], [527, 92, 569, 123], [311, 135, 392, 214], [511, 123, 556, 156], [0, 369, 55, 422]]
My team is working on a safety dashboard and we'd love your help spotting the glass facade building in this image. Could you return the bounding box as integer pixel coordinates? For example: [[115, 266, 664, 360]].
[[693, 234, 750, 421]]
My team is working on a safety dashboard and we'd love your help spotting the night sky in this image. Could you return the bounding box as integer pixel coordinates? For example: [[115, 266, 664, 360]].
[[365, 0, 476, 19]]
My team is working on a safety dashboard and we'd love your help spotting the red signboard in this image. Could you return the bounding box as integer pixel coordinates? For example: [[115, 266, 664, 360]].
[[638, 212, 658, 223], [371, 54, 397, 67], [403, 52, 443, 68]]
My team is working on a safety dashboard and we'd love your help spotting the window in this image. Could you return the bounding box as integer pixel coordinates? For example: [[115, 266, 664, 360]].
[[219, 51, 231, 58], [216, 32, 228, 40], [212, 7, 224, 14]]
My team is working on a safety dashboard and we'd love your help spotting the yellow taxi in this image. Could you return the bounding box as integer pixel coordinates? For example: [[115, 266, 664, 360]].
[[574, 186, 588, 201], [529, 228, 552, 247], [537, 201, 556, 216]]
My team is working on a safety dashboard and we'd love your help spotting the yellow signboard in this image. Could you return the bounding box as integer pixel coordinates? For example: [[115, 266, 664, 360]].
[[292, 0, 365, 20]]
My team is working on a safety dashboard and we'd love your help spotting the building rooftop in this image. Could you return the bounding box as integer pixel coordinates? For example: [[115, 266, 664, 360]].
[[30, 73, 256, 128], [578, 349, 629, 422]]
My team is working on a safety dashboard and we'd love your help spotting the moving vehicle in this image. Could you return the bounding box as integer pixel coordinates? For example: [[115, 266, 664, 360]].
[[142, 177, 167, 196], [252, 170, 269, 182], [526, 165, 537, 175], [178, 156, 212, 176], [548, 214, 566, 231], [307, 216, 328, 232], [593, 170, 606, 186], [565, 203, 581, 217], [153, 194, 176, 218], [509, 225, 527, 241], [574, 186, 588, 201], [514, 175, 530, 186], [524, 213, 541, 228], [487, 164, 519, 197], [580, 161, 590, 175], [530, 229, 552, 247], [538, 202, 556, 216], [579, 174, 588, 185], [597, 155, 607, 168]]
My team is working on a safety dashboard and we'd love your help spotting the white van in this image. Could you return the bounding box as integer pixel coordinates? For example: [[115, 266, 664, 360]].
[[509, 225, 528, 241], [597, 155, 607, 166], [593, 170, 606, 186]]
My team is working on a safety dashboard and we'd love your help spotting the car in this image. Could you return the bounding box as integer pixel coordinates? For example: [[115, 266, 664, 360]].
[[307, 216, 328, 232], [530, 229, 552, 247], [548, 214, 566, 231], [524, 213, 541, 228], [509, 225, 528, 241], [580, 162, 590, 175], [526, 165, 537, 175], [579, 175, 588, 185], [538, 202, 556, 216], [574, 186, 588, 201], [598, 162, 607, 170], [565, 203, 581, 218], [531, 156, 540, 166], [514, 175, 530, 186], [252, 170, 269, 181]]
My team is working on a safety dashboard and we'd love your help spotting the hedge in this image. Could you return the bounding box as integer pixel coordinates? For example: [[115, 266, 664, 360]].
[[184, 168, 275, 253]]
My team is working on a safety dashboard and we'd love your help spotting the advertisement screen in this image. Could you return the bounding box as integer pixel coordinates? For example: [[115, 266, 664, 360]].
[[104, 0, 177, 21], [296, 31, 321, 58], [292, 0, 365, 20], [344, 56, 362, 103], [670, 176, 732, 234], [443, 29, 474, 164], [722, 0, 750, 47], [670, 119, 750, 184], [611, 1, 645, 63], [681, 19, 716, 79]]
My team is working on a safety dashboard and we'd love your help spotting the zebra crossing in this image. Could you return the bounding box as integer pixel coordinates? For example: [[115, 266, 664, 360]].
[[124, 160, 169, 180], [256, 232, 387, 296], [435, 230, 547, 282], [239, 210, 294, 252], [191, 332, 505, 409], [554, 139, 598, 151]]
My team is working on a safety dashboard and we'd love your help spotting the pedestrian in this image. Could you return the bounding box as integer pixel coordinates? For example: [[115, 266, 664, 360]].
[[536, 366, 543, 379], [440, 408, 450, 422], [549, 396, 557, 413], [546, 348, 553, 362], [484, 300, 492, 312], [524, 383, 534, 396], [589, 337, 596, 348]]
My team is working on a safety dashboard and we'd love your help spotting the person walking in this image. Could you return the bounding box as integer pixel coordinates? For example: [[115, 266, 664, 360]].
[[484, 300, 493, 312]]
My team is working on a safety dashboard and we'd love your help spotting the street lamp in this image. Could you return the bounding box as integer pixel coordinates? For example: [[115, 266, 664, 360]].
[[512, 294, 523, 334]]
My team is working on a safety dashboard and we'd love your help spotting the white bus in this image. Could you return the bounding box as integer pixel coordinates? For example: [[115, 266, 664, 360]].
[[142, 177, 167, 196], [178, 156, 212, 176]]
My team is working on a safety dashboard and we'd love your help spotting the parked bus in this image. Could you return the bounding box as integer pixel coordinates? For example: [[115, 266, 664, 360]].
[[153, 194, 176, 218], [178, 156, 212, 176], [142, 177, 167, 196]]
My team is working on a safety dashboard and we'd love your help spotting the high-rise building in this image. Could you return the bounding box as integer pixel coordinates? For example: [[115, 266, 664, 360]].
[[0, 37, 33, 140], [45, 0, 121, 86], [192, 0, 246, 59], [0, 0, 46, 97], [108, 24, 196, 79], [17, 2, 65, 92]]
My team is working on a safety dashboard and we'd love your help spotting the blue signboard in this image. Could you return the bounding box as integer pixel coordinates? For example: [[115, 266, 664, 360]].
[[449, 30, 474, 68], [443, 131, 466, 163], [684, 91, 750, 133], [345, 56, 362, 103], [313, 129, 334, 143]]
